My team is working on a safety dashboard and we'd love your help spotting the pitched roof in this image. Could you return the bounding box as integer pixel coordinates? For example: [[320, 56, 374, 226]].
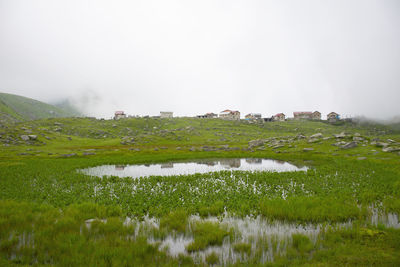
[[220, 110, 239, 114], [293, 111, 312, 116], [274, 113, 285, 117], [115, 111, 125, 115]]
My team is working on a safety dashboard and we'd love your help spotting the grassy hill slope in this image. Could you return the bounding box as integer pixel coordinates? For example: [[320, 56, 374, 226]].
[[0, 92, 80, 123]]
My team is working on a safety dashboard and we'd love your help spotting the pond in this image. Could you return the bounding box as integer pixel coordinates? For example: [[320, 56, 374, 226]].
[[80, 158, 308, 178]]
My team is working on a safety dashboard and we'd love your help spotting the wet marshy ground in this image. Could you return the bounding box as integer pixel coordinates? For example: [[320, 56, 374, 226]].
[[80, 158, 308, 178]]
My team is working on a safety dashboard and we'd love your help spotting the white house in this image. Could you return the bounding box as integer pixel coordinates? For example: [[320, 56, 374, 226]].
[[219, 110, 240, 120], [114, 111, 126, 120], [160, 111, 173, 118]]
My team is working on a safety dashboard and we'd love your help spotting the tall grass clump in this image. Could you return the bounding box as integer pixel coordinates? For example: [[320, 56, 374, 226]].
[[186, 221, 233, 252], [259, 196, 367, 223], [159, 209, 188, 233]]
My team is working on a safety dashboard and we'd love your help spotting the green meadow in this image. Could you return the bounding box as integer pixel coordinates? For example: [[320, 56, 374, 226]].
[[1, 117, 400, 266]]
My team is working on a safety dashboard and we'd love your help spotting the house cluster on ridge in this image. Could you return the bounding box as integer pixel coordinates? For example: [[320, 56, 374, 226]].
[[114, 109, 341, 122]]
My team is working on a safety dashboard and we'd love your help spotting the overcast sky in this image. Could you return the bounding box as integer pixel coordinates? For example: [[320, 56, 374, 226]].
[[0, 0, 399, 119]]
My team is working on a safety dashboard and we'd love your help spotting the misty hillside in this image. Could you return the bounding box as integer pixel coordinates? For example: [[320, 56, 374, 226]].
[[0, 92, 81, 123], [52, 99, 82, 117]]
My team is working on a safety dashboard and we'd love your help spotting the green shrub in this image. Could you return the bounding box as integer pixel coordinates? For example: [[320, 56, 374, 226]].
[[186, 221, 233, 252], [159, 209, 188, 233]]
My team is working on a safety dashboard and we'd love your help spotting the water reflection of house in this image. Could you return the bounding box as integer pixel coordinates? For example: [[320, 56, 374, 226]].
[[115, 165, 126, 170], [275, 160, 285, 165], [246, 158, 262, 164], [198, 160, 218, 166], [219, 159, 241, 168], [161, 163, 174, 168]]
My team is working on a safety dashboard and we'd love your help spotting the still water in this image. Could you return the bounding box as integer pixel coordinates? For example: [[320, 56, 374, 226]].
[[80, 158, 307, 178]]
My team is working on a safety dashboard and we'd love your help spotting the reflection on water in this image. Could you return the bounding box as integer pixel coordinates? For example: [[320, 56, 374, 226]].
[[131, 212, 400, 265], [245, 158, 262, 164], [80, 158, 308, 178], [161, 163, 174, 169], [115, 165, 126, 171]]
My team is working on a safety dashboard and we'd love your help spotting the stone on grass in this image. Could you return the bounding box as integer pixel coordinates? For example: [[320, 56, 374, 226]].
[[334, 132, 347, 138], [382, 147, 400, 153], [341, 141, 357, 149], [310, 133, 323, 139], [303, 148, 314, 152], [248, 139, 266, 148], [61, 153, 77, 157]]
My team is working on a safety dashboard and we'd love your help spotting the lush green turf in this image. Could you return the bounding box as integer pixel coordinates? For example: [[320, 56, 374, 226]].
[[0, 116, 400, 265]]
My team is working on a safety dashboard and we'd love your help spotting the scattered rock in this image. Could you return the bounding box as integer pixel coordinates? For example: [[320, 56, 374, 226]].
[[27, 135, 37, 140], [61, 153, 77, 157], [303, 148, 314, 152], [20, 135, 29, 141], [83, 152, 96, 156], [357, 157, 367, 160], [382, 147, 400, 153], [248, 139, 266, 148], [176, 147, 182, 150], [341, 141, 358, 149], [296, 134, 306, 140], [334, 132, 347, 138], [373, 142, 389, 148], [353, 136, 364, 141], [202, 146, 216, 151], [310, 133, 323, 139]]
